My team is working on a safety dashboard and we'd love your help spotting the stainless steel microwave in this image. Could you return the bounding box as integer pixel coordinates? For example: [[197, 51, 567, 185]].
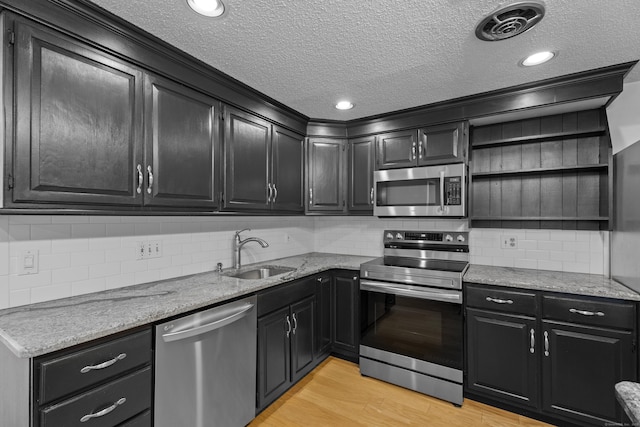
[[373, 163, 466, 217]]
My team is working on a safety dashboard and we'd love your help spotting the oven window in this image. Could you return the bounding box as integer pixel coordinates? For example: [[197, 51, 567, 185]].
[[376, 179, 440, 206], [360, 290, 463, 370]]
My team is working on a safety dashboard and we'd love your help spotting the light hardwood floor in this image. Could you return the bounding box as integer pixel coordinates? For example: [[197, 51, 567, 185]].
[[250, 357, 554, 426]]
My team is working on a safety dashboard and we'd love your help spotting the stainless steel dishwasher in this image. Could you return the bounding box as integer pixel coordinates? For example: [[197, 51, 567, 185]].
[[155, 295, 257, 427]]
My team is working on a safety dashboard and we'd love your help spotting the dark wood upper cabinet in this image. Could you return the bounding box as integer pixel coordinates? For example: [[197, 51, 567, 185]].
[[10, 16, 144, 206], [143, 73, 220, 208], [306, 138, 346, 213], [271, 126, 304, 213], [348, 137, 375, 213], [418, 122, 468, 165], [375, 130, 417, 169], [223, 106, 271, 211]]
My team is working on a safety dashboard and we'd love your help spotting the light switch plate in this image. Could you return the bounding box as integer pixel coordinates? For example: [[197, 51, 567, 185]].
[[19, 249, 39, 275]]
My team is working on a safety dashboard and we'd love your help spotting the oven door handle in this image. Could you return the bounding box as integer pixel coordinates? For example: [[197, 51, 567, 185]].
[[360, 280, 462, 304]]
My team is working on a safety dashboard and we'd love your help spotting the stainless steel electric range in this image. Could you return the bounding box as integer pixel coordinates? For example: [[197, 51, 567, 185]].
[[359, 230, 469, 406]]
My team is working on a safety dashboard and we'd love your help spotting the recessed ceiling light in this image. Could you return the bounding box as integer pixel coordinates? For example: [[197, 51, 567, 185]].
[[520, 51, 556, 67], [335, 101, 354, 110], [186, 0, 225, 17]]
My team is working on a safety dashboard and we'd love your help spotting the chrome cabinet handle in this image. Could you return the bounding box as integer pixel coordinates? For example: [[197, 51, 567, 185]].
[[267, 183, 273, 203], [80, 353, 127, 374], [418, 142, 424, 159], [530, 329, 535, 354], [569, 308, 605, 317], [292, 313, 297, 335], [309, 188, 313, 206], [285, 315, 292, 338], [136, 164, 143, 194], [370, 187, 374, 205], [486, 296, 513, 304], [273, 184, 278, 203], [317, 277, 323, 282], [80, 397, 126, 423], [544, 331, 549, 356], [146, 165, 153, 195], [411, 142, 417, 160]]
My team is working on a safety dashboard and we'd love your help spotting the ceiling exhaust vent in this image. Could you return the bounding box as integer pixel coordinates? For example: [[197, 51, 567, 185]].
[[476, 2, 545, 41]]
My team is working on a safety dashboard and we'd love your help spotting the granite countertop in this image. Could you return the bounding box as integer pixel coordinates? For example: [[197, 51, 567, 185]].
[[0, 252, 373, 359], [464, 265, 640, 301], [616, 381, 640, 425]]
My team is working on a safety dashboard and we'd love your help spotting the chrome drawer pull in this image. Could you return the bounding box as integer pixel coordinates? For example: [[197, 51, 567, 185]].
[[80, 397, 126, 423], [80, 353, 127, 374], [486, 296, 514, 305], [544, 331, 549, 357], [267, 183, 273, 203], [569, 308, 605, 317], [147, 165, 153, 194], [530, 329, 535, 354], [273, 184, 278, 203]]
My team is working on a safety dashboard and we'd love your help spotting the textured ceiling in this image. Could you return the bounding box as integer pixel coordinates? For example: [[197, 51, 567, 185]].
[[86, 0, 640, 121]]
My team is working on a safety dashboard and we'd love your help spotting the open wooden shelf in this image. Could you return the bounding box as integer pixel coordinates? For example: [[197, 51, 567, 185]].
[[472, 163, 608, 178], [469, 109, 611, 230], [471, 129, 605, 148]]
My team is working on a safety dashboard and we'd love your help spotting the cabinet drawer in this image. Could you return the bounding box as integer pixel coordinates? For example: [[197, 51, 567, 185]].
[[39, 366, 151, 427], [120, 409, 151, 427], [258, 276, 315, 317], [36, 328, 152, 405], [466, 284, 537, 315], [542, 295, 635, 329]]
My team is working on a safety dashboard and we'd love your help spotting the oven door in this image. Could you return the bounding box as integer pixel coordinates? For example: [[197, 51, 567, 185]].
[[373, 164, 466, 217], [359, 280, 463, 371]]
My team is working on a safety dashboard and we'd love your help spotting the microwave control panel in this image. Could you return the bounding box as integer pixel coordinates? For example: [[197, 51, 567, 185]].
[[445, 177, 462, 205]]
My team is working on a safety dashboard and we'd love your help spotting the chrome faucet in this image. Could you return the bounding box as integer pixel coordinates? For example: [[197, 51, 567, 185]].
[[233, 228, 269, 269]]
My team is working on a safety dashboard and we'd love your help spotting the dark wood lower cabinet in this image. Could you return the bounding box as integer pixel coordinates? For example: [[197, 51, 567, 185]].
[[542, 321, 635, 425], [331, 271, 359, 361], [315, 274, 332, 358], [290, 296, 315, 383], [465, 282, 638, 427], [257, 306, 291, 411], [466, 308, 538, 409]]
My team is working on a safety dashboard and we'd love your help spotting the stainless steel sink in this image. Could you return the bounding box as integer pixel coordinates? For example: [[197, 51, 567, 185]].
[[228, 266, 295, 280]]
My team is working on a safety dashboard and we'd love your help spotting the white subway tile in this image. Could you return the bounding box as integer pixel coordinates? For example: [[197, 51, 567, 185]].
[[89, 262, 121, 279], [551, 231, 575, 241], [71, 278, 106, 296], [106, 224, 135, 237], [518, 240, 538, 250], [550, 250, 575, 262], [0, 276, 9, 309], [9, 289, 31, 307], [71, 224, 107, 239], [89, 216, 122, 224], [70, 251, 106, 267], [563, 262, 590, 274], [538, 260, 563, 272], [8, 225, 30, 241], [52, 239, 89, 254], [105, 273, 135, 290], [563, 241, 590, 253], [30, 224, 72, 240], [525, 250, 550, 261], [172, 254, 192, 266], [493, 257, 515, 267], [9, 240, 52, 256], [9, 215, 52, 225], [10, 271, 52, 290], [134, 270, 160, 285], [0, 242, 8, 276], [121, 260, 147, 274], [89, 237, 122, 251], [538, 240, 562, 251], [31, 284, 71, 303], [52, 266, 89, 284], [39, 253, 72, 271], [158, 266, 184, 280], [515, 259, 538, 269], [135, 223, 162, 236], [105, 247, 135, 263], [52, 216, 90, 224]]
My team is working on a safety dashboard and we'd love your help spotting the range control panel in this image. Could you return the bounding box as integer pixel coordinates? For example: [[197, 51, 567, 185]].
[[383, 230, 469, 245]]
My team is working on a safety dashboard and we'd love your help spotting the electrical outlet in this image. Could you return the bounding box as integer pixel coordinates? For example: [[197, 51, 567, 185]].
[[501, 235, 518, 249], [137, 241, 163, 260]]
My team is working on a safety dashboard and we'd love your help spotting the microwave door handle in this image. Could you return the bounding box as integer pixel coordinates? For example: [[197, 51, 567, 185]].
[[439, 170, 445, 213]]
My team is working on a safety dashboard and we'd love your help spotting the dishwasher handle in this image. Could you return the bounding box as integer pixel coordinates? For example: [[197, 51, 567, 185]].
[[161, 302, 254, 343]]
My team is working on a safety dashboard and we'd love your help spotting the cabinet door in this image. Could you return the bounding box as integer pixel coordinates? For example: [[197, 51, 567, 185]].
[[307, 138, 346, 212], [315, 275, 332, 358], [542, 320, 636, 425], [143, 74, 219, 208], [271, 126, 304, 212], [290, 296, 316, 383], [348, 137, 375, 213], [257, 306, 291, 411], [12, 17, 143, 206], [417, 122, 467, 166], [224, 106, 270, 211], [332, 272, 359, 359], [466, 308, 538, 408], [376, 130, 417, 169]]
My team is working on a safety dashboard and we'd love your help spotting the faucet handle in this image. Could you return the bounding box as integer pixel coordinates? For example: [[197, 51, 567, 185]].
[[235, 228, 251, 238]]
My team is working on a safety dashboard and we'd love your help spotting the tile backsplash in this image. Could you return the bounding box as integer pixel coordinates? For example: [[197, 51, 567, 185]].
[[0, 214, 610, 309]]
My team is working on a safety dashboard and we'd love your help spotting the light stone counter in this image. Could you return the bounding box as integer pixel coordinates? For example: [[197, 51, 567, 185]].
[[464, 265, 640, 301], [616, 382, 640, 425], [0, 252, 373, 359]]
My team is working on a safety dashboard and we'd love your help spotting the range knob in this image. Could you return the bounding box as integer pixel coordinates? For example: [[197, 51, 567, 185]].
[[445, 234, 454, 242], [395, 233, 403, 240], [456, 235, 466, 243], [386, 232, 394, 240]]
